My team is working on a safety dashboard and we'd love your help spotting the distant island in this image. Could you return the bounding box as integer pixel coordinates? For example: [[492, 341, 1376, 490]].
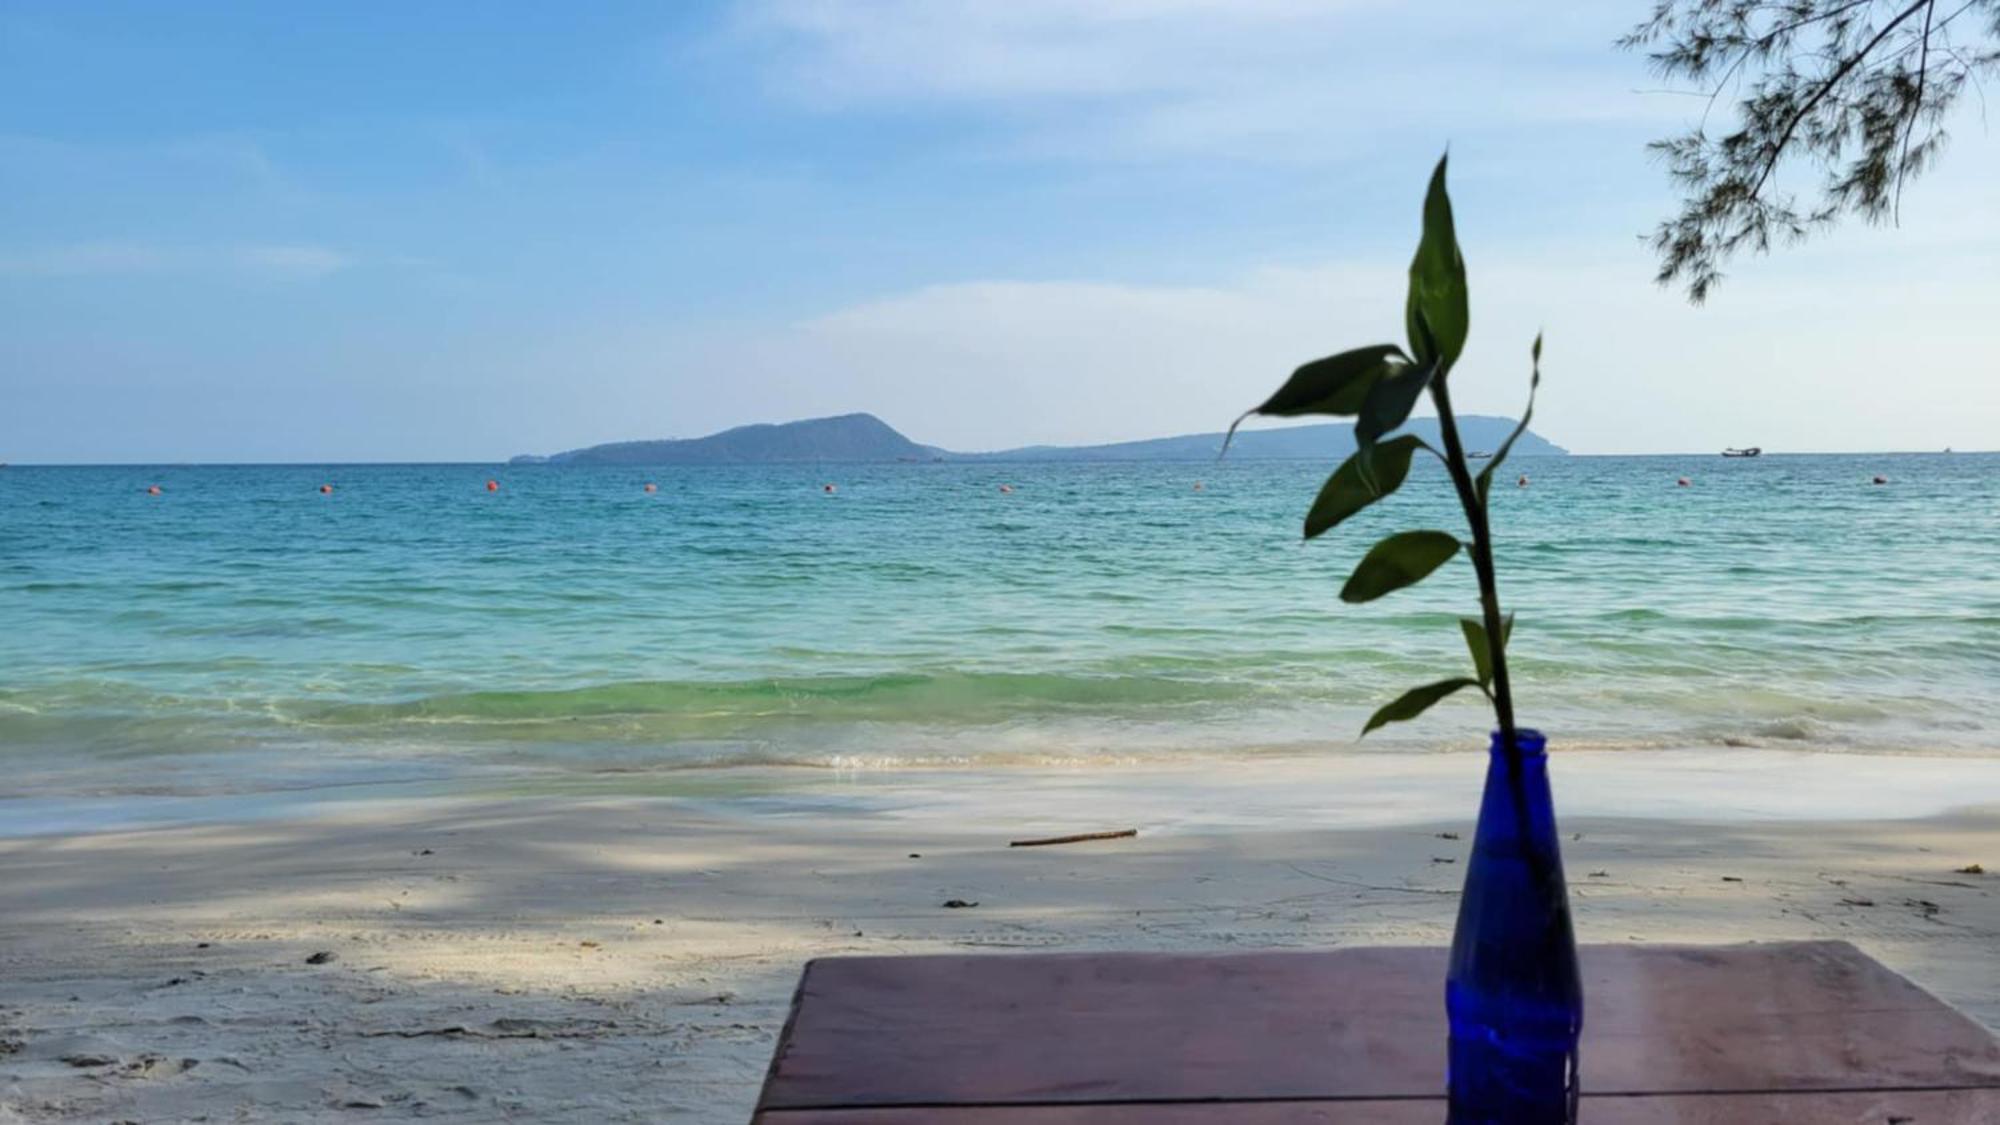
[[510, 412, 1566, 465]]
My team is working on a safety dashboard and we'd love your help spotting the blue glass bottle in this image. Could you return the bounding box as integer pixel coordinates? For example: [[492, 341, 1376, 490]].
[[1446, 729, 1582, 1124]]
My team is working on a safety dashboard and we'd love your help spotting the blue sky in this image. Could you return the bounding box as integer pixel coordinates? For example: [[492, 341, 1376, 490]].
[[3, 0, 1995, 461]]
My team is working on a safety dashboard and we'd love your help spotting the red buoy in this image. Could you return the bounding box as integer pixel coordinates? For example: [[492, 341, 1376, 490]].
[[319, 484, 333, 494], [823, 483, 836, 493], [146, 484, 162, 496], [1873, 475, 1888, 485], [1517, 474, 1529, 488], [486, 479, 499, 492], [1677, 477, 1691, 487], [643, 482, 658, 493], [998, 484, 1014, 494], [1192, 481, 1204, 491]]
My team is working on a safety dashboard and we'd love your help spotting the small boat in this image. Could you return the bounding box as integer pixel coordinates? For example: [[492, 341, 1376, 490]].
[[1721, 447, 1762, 458], [1467, 451, 1492, 460]]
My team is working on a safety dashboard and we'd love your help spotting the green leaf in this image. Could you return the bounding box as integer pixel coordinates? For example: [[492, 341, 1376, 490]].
[[1253, 344, 1407, 417], [1405, 153, 1468, 374], [1363, 677, 1481, 735], [1475, 332, 1543, 504], [1304, 435, 1430, 540], [1223, 345, 1408, 457], [1354, 355, 1438, 449], [1339, 530, 1461, 603], [1458, 613, 1514, 686]]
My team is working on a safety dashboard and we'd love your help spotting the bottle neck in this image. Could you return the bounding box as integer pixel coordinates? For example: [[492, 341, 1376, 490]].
[[1489, 727, 1546, 761]]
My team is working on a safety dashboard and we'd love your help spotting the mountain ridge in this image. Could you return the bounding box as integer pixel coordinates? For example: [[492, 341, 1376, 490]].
[[512, 412, 1566, 465]]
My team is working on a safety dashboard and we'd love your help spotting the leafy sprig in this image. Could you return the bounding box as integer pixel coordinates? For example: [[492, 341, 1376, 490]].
[[1231, 155, 1541, 752]]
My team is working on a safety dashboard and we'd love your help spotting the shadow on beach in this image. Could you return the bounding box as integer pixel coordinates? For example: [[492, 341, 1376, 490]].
[[1, 786, 1995, 1121]]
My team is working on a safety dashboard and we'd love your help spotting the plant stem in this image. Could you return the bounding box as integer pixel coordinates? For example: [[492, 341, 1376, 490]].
[[1425, 375, 1519, 767], [1429, 375, 1558, 901]]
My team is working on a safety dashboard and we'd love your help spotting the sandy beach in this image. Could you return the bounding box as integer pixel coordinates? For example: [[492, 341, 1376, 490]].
[[1, 749, 1995, 1123]]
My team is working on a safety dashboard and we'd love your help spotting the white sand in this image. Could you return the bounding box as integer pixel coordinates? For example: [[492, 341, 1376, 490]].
[[1, 750, 1996, 1122]]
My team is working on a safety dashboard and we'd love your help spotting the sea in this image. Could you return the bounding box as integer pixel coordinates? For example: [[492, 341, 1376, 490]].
[[2, 454, 1996, 830]]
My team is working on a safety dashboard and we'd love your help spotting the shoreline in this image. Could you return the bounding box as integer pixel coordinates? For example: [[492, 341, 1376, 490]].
[[2, 752, 1997, 1122], [9, 744, 2000, 840]]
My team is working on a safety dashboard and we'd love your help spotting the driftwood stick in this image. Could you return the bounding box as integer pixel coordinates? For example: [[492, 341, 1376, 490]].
[[1009, 829, 1138, 848]]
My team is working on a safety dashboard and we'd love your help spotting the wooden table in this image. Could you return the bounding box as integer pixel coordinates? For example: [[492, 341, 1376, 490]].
[[753, 941, 2000, 1123]]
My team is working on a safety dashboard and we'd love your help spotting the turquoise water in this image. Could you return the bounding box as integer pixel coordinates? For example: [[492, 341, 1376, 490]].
[[2, 456, 1996, 803]]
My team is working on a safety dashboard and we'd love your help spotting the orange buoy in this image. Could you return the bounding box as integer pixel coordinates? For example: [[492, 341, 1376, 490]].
[[643, 482, 658, 493], [319, 484, 333, 494], [146, 484, 162, 495], [1677, 477, 1691, 487], [998, 484, 1013, 494], [1873, 475, 1888, 485], [485, 479, 499, 492]]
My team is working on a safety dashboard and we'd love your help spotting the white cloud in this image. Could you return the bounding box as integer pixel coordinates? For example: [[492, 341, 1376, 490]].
[[787, 270, 1384, 449], [553, 226, 1997, 457], [726, 1, 1675, 159], [0, 241, 173, 276], [737, 0, 1361, 103], [0, 241, 356, 278], [232, 244, 353, 277]]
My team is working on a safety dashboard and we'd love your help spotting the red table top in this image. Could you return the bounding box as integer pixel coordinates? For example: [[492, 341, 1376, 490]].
[[754, 941, 2000, 1123]]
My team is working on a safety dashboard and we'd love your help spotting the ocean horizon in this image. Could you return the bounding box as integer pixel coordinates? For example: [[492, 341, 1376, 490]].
[[8, 449, 1989, 467]]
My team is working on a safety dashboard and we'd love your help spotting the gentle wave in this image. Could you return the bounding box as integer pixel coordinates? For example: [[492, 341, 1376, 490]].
[[294, 671, 1256, 727], [2, 456, 1997, 797]]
